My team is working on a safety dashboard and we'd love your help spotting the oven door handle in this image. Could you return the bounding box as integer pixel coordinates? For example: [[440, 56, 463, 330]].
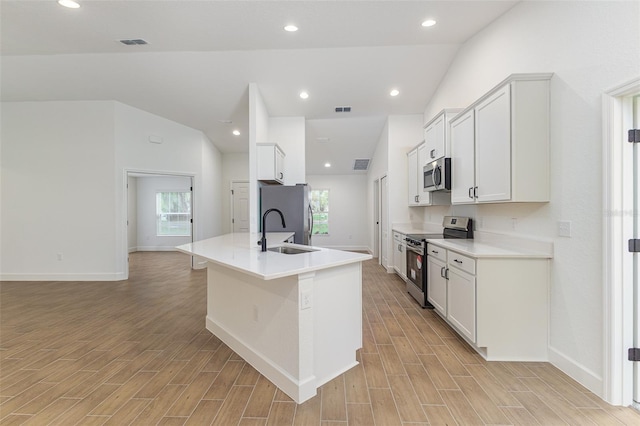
[[406, 245, 423, 255]]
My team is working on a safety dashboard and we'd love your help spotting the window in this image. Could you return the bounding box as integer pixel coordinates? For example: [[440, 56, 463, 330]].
[[156, 191, 191, 236], [310, 189, 329, 235]]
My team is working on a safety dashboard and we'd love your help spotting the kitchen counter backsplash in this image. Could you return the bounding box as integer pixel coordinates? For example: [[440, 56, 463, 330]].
[[391, 222, 442, 235]]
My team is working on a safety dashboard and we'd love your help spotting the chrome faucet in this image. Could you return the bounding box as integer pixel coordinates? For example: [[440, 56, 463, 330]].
[[260, 208, 286, 252]]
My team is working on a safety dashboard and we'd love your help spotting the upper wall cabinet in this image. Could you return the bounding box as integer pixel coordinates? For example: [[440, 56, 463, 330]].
[[423, 108, 462, 161], [450, 73, 552, 204], [257, 143, 285, 184]]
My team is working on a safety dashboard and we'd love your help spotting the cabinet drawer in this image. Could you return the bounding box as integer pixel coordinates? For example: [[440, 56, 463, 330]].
[[393, 232, 405, 242], [426, 244, 447, 262], [448, 251, 476, 275]]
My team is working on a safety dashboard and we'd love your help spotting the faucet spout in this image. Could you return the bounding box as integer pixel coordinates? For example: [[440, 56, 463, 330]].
[[260, 208, 286, 252]]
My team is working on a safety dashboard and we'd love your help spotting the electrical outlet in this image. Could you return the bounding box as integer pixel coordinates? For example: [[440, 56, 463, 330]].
[[511, 217, 517, 230], [57, 253, 63, 261], [252, 304, 259, 322], [558, 221, 572, 237], [301, 290, 312, 310]]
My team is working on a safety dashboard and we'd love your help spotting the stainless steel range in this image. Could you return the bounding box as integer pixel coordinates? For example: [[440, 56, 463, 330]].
[[405, 216, 473, 308]]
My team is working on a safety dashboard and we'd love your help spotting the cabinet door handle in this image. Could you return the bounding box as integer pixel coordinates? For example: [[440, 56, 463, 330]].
[[453, 259, 463, 264], [430, 149, 436, 159], [431, 249, 439, 254], [415, 195, 419, 202], [279, 172, 284, 179], [440, 266, 446, 278], [468, 187, 474, 199], [474, 186, 478, 198]]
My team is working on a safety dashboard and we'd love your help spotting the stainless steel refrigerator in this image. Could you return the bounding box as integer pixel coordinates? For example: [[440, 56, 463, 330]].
[[260, 184, 313, 245]]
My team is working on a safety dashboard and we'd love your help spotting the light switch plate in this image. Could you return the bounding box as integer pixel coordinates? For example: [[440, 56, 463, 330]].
[[558, 221, 572, 237]]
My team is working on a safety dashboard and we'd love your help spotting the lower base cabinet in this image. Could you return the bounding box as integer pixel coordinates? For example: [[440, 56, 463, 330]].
[[426, 242, 549, 361], [426, 254, 447, 315], [446, 266, 476, 343]]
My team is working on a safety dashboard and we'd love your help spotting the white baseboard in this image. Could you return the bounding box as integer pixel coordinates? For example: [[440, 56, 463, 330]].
[[0, 272, 127, 281], [134, 246, 179, 252], [206, 316, 317, 403], [548, 345, 603, 398]]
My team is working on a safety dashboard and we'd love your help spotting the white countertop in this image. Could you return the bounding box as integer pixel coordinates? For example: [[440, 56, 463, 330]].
[[176, 232, 372, 280], [426, 238, 553, 259]]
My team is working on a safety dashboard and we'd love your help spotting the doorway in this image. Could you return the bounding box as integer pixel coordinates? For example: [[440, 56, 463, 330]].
[[125, 171, 194, 276], [603, 78, 640, 407]]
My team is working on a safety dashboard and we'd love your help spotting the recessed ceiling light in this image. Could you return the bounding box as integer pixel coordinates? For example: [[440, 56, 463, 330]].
[[390, 89, 400, 97], [58, 0, 80, 8], [299, 91, 309, 99], [421, 19, 437, 27], [284, 25, 299, 32], [324, 163, 331, 168], [232, 130, 240, 136]]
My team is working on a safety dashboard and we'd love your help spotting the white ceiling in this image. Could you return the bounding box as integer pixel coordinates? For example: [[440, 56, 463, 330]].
[[0, 0, 518, 175]]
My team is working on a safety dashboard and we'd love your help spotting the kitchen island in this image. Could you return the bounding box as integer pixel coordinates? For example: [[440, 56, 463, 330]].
[[176, 233, 372, 404]]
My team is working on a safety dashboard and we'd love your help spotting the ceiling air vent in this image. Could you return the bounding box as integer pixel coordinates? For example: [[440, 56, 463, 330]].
[[353, 159, 370, 171], [119, 39, 148, 45], [335, 106, 352, 113]]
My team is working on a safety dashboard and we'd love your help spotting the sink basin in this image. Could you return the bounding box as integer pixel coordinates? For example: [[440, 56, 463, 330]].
[[267, 246, 319, 255]]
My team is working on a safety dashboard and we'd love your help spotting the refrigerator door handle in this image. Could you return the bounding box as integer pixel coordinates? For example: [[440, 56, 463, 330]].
[[308, 205, 313, 244]]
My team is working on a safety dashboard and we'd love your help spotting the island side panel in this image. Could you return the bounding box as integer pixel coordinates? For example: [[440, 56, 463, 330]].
[[312, 262, 363, 386], [205, 262, 314, 401]]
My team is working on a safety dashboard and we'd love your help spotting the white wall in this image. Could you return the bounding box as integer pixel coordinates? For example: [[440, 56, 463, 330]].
[[366, 115, 423, 265], [221, 152, 249, 234], [306, 174, 368, 250], [1, 101, 118, 280], [249, 83, 270, 233], [269, 116, 306, 185], [366, 120, 389, 255], [114, 101, 222, 276], [134, 176, 192, 251], [0, 100, 222, 280], [388, 114, 422, 228], [418, 1, 640, 397]]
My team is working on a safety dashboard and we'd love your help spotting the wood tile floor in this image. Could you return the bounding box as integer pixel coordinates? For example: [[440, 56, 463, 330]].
[[2, 251, 640, 425]]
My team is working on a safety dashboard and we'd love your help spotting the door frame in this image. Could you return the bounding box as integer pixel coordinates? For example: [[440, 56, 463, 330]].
[[124, 169, 196, 278], [603, 77, 640, 406]]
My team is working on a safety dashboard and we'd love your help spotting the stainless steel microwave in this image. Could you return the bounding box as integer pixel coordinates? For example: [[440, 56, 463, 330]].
[[423, 157, 451, 192]]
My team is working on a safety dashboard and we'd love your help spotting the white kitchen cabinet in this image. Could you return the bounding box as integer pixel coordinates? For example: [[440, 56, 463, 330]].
[[407, 143, 431, 206], [257, 143, 285, 184], [450, 110, 476, 204], [446, 253, 476, 343], [407, 147, 420, 206], [450, 73, 551, 204], [423, 108, 462, 161], [426, 251, 447, 316], [392, 231, 406, 281], [427, 241, 549, 361]]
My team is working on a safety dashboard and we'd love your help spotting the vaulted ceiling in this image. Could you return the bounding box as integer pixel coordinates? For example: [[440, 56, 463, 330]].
[[1, 0, 518, 174]]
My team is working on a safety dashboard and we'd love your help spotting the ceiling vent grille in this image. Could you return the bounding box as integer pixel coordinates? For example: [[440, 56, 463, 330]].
[[353, 159, 370, 171], [120, 39, 148, 45], [335, 106, 352, 113]]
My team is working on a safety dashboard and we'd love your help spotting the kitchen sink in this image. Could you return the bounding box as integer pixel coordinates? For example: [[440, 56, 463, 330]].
[[267, 246, 319, 255]]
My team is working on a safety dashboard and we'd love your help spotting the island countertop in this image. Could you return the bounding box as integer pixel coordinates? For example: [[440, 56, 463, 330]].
[[176, 232, 372, 280]]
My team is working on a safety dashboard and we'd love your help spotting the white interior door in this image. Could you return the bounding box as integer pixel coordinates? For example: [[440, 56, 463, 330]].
[[232, 181, 250, 232]]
